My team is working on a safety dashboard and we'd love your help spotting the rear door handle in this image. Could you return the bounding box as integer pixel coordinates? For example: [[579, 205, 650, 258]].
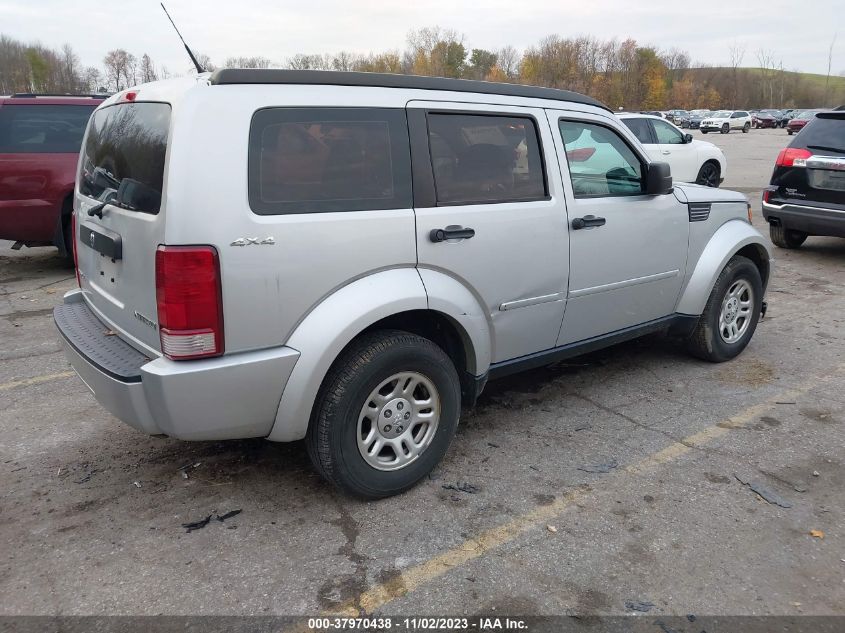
[[430, 225, 475, 242], [571, 215, 606, 230], [661, 150, 671, 155]]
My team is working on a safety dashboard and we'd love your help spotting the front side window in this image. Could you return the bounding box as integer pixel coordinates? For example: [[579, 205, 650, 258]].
[[652, 119, 685, 145], [79, 102, 171, 214], [0, 104, 95, 153], [249, 108, 411, 215], [559, 120, 644, 197], [426, 113, 547, 205], [622, 118, 654, 144]]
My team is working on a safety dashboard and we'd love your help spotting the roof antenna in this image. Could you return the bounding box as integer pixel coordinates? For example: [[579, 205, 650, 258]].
[[160, 3, 205, 73]]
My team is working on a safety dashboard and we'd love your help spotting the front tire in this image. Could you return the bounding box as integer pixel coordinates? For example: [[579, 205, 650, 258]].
[[721, 123, 730, 134], [742, 122, 750, 133], [769, 224, 807, 249], [306, 330, 461, 498], [702, 130, 709, 134], [687, 256, 763, 362], [695, 161, 721, 187], [787, 129, 793, 135]]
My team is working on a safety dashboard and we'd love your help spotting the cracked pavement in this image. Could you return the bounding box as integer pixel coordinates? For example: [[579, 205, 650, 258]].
[[1, 129, 844, 617]]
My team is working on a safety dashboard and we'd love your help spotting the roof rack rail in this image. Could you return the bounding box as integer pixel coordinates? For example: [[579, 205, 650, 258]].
[[209, 69, 611, 112], [10, 93, 109, 99]]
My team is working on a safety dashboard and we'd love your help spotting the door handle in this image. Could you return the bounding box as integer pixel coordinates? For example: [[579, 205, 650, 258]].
[[430, 225, 475, 242], [571, 215, 606, 230], [661, 150, 671, 155]]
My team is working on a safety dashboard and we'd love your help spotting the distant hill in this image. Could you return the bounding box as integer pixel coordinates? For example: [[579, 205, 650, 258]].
[[683, 67, 845, 109]]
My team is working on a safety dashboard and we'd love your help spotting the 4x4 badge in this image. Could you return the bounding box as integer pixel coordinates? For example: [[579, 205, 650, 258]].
[[230, 236, 275, 246]]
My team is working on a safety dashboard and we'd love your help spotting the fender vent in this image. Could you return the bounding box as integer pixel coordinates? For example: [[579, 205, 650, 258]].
[[688, 202, 711, 222]]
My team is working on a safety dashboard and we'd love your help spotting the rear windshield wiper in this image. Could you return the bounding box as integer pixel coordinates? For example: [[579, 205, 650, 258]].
[[87, 192, 134, 218], [806, 145, 845, 154]]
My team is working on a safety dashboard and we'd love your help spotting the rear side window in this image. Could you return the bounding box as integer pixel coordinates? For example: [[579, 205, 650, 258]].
[[0, 104, 95, 153], [621, 118, 654, 144], [249, 108, 412, 215], [426, 113, 547, 205], [793, 114, 845, 153], [79, 102, 171, 215]]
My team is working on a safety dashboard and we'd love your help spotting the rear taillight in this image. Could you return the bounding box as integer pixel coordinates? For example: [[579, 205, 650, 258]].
[[155, 245, 224, 360], [775, 147, 812, 167], [71, 211, 80, 287]]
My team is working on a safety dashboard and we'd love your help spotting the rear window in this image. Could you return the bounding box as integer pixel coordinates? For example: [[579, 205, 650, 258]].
[[621, 118, 653, 144], [792, 114, 845, 154], [79, 102, 171, 215], [248, 108, 412, 215], [0, 104, 95, 153]]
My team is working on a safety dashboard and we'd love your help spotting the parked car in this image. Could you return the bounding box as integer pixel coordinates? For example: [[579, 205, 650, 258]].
[[686, 110, 710, 129], [786, 109, 824, 135], [619, 113, 726, 186], [55, 70, 771, 498], [762, 110, 845, 248], [0, 93, 104, 261], [777, 109, 795, 127], [700, 110, 752, 134], [752, 111, 779, 129], [666, 109, 689, 125]]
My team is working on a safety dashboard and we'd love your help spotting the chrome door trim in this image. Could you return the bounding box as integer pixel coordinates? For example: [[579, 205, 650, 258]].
[[570, 269, 680, 298], [499, 292, 563, 312]]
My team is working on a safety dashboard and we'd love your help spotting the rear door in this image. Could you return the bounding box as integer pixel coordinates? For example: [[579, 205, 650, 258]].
[[75, 101, 171, 354], [408, 101, 570, 363]]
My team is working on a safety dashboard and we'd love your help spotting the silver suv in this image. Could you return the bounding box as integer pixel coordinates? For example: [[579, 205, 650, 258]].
[[55, 70, 771, 498]]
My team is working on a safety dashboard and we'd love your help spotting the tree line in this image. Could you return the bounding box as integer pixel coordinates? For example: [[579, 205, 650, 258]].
[[1, 28, 842, 109]]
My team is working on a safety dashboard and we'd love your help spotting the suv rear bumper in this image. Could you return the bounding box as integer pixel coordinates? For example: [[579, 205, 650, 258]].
[[55, 289, 300, 440], [762, 201, 845, 238]]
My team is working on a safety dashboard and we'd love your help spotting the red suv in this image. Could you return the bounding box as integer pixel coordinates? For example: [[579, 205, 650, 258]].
[[0, 94, 104, 261]]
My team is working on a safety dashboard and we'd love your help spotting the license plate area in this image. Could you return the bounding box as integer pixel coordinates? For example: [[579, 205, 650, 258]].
[[809, 169, 845, 192], [80, 222, 123, 260]]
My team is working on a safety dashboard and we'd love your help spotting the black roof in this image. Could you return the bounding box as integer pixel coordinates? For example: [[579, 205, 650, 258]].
[[10, 92, 108, 99], [209, 69, 610, 111]]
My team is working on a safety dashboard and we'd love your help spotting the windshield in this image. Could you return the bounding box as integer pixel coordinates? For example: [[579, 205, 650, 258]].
[[78, 102, 171, 215]]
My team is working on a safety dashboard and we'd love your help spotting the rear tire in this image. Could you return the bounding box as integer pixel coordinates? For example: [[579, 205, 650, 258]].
[[769, 224, 807, 249], [687, 256, 763, 363], [306, 330, 461, 499]]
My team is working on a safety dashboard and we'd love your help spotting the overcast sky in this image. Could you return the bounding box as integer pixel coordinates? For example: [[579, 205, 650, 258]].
[[1, 0, 841, 76]]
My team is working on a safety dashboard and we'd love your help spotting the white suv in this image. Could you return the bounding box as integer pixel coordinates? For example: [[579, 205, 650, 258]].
[[700, 110, 752, 134], [55, 70, 771, 498], [618, 113, 726, 187]]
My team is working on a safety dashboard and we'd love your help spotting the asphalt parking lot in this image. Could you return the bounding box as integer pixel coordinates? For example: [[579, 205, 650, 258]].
[[2, 128, 844, 618]]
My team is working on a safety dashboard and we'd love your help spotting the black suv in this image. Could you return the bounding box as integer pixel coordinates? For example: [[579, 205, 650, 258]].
[[762, 110, 845, 248]]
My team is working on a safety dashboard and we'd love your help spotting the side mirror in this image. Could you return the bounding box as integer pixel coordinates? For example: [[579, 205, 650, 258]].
[[684, 133, 693, 144], [646, 162, 673, 195]]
